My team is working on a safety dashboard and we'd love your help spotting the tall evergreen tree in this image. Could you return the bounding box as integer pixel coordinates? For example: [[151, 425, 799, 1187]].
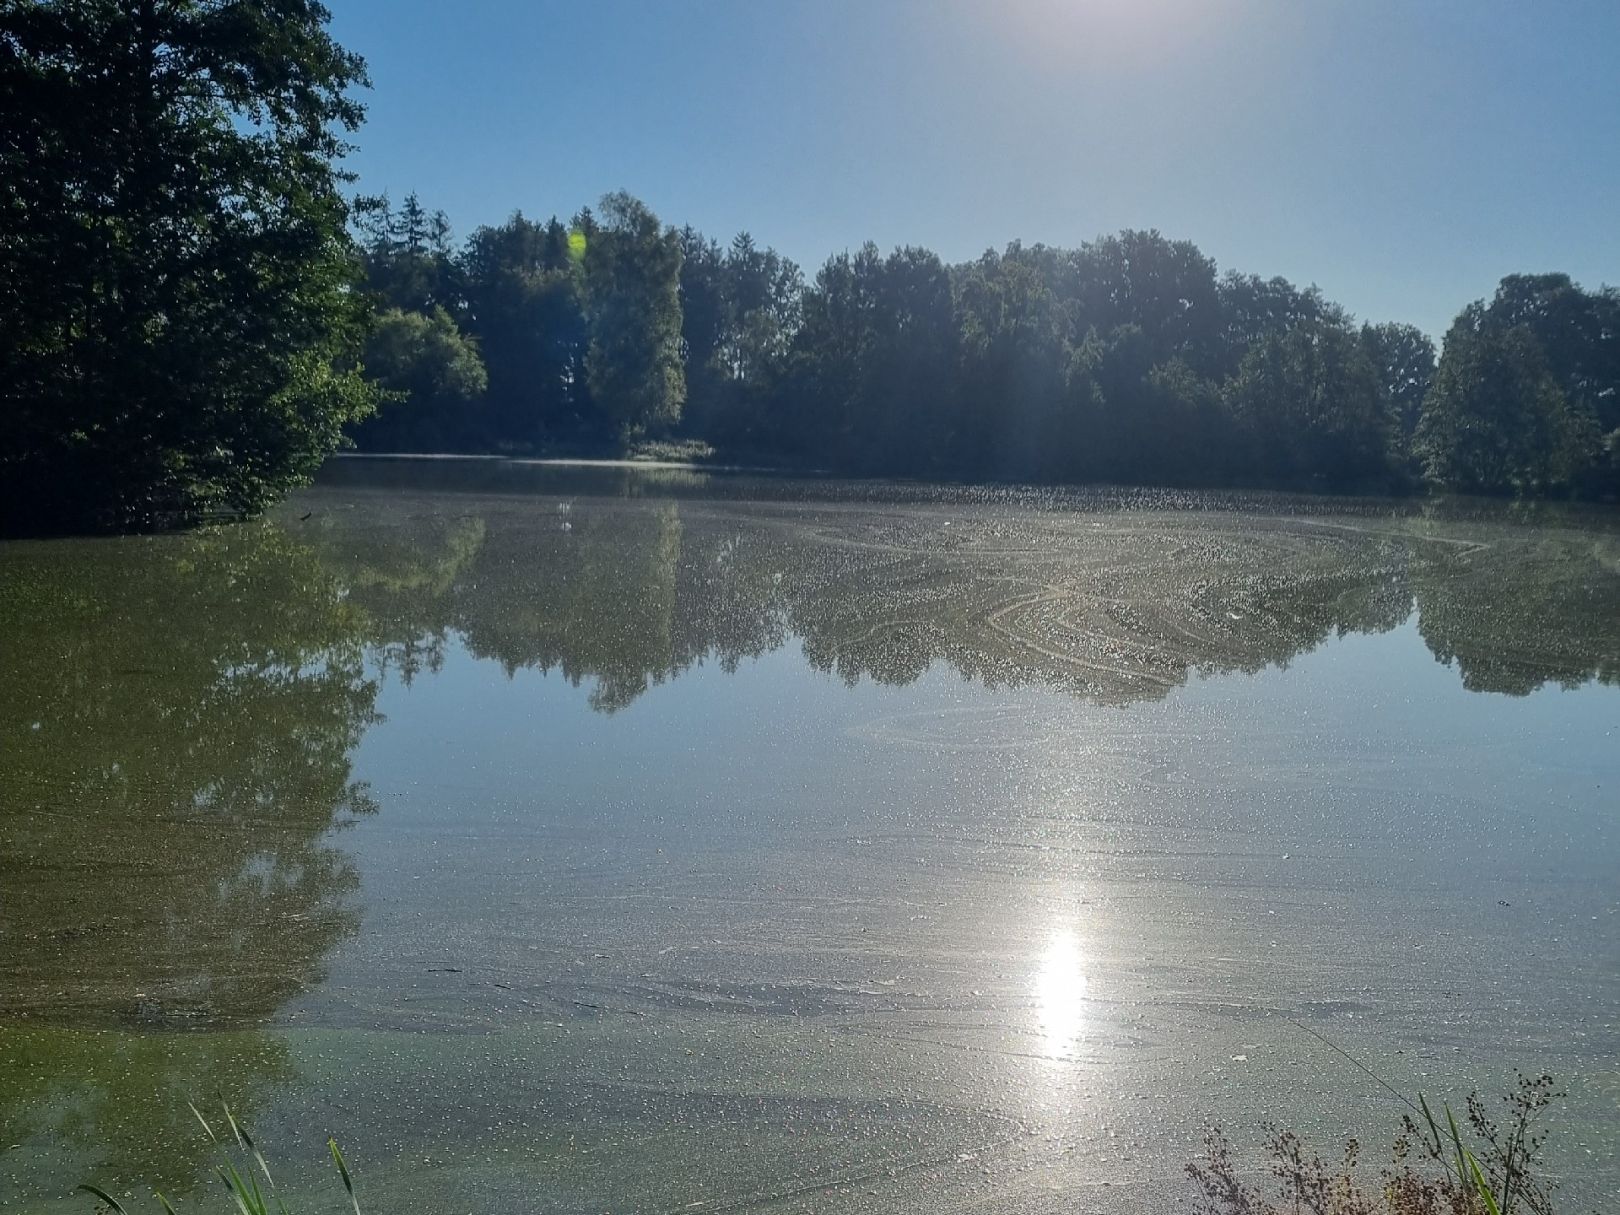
[[357, 192, 462, 315], [675, 227, 730, 431]]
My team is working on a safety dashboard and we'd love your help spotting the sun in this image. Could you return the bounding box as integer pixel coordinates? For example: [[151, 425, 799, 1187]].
[[990, 0, 1219, 70]]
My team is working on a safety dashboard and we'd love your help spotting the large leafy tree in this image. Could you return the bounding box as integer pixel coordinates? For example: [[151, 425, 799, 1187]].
[[1225, 317, 1389, 485], [1360, 321, 1436, 454], [1487, 274, 1620, 419], [351, 307, 487, 451], [951, 244, 1074, 477], [1073, 230, 1222, 371], [583, 192, 685, 438], [459, 211, 591, 444], [0, 0, 380, 532], [1478, 274, 1620, 494], [1215, 272, 1337, 376], [783, 242, 958, 472], [1416, 306, 1596, 494]]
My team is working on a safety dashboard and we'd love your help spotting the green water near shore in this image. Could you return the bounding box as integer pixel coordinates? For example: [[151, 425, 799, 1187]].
[[2, 464, 1616, 1213]]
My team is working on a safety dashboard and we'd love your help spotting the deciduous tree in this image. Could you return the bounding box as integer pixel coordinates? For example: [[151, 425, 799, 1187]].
[[584, 192, 685, 438], [0, 0, 380, 531]]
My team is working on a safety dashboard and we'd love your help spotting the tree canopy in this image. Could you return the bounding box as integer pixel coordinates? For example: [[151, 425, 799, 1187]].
[[349, 191, 1617, 501], [0, 0, 383, 532], [5, 0, 1616, 529], [348, 197, 1613, 502]]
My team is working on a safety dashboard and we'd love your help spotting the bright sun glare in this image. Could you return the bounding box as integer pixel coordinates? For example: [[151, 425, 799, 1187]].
[[998, 0, 1214, 68], [1034, 931, 1089, 1058]]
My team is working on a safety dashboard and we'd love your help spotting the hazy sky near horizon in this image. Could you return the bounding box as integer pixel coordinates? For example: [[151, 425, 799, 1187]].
[[330, 0, 1620, 338]]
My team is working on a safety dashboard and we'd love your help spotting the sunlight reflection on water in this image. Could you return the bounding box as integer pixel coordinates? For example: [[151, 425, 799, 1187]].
[[1035, 930, 1088, 1058]]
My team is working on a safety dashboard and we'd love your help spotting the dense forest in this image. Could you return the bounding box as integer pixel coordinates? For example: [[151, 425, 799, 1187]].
[[3, 1, 1618, 533], [354, 191, 1620, 500]]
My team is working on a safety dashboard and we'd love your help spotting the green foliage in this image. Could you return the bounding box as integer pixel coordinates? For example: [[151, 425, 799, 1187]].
[[1187, 1075, 1564, 1215], [780, 241, 959, 472], [78, 1104, 360, 1215], [328, 1140, 360, 1215], [1074, 229, 1223, 371], [354, 191, 460, 314], [1216, 272, 1340, 375], [0, 0, 382, 532], [362, 194, 692, 450], [366, 308, 487, 404], [1225, 318, 1390, 485], [949, 243, 1074, 477], [1417, 308, 1597, 494], [7, 1, 1614, 521], [459, 211, 591, 445], [353, 307, 487, 450], [1488, 275, 1620, 429], [584, 192, 687, 438], [337, 188, 1618, 500], [677, 228, 803, 446], [1361, 321, 1437, 465], [1412, 275, 1619, 497]]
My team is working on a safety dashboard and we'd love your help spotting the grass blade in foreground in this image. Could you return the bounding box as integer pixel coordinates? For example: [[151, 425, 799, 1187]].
[[78, 1186, 129, 1215], [329, 1140, 361, 1215]]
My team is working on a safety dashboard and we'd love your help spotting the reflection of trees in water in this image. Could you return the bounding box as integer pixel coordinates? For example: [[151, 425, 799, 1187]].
[[330, 499, 791, 712], [1416, 530, 1620, 695], [318, 488, 1620, 710], [0, 1028, 297, 1199], [0, 525, 379, 1189], [458, 502, 685, 712], [1, 481, 1615, 1188]]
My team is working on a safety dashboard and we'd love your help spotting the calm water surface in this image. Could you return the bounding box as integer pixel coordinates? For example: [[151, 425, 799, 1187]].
[[2, 461, 1617, 1213]]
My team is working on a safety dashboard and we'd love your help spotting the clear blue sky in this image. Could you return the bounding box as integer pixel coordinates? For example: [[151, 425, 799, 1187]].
[[329, 0, 1620, 338]]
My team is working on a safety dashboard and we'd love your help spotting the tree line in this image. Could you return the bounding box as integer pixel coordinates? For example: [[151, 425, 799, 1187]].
[[356, 190, 1620, 499], [4, 1, 1617, 532]]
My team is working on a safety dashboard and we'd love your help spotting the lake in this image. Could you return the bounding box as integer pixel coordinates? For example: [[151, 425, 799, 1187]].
[[2, 459, 1616, 1214]]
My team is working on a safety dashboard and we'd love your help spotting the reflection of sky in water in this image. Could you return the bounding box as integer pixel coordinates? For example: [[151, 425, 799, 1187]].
[[1035, 930, 1088, 1058], [5, 476, 1620, 1212]]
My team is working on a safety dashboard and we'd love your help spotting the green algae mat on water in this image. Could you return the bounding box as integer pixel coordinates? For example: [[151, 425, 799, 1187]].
[[2, 462, 1617, 1213]]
